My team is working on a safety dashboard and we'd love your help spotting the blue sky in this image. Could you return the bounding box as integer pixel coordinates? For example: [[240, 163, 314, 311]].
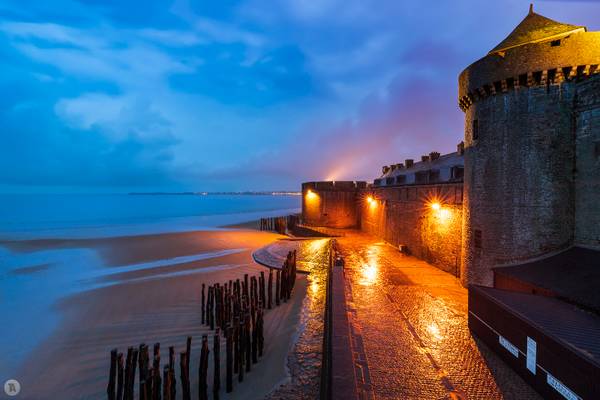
[[1, 0, 598, 192]]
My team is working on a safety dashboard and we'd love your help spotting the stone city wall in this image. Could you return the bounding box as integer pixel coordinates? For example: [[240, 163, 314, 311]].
[[301, 181, 364, 229], [360, 184, 463, 277], [302, 181, 464, 278]]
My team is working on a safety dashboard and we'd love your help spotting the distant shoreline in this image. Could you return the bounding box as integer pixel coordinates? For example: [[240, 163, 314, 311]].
[[129, 191, 301, 196]]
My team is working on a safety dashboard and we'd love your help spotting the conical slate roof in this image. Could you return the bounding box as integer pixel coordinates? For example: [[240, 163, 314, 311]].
[[489, 4, 586, 54]]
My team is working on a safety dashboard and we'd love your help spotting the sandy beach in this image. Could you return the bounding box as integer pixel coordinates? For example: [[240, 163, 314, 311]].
[[1, 228, 308, 399]]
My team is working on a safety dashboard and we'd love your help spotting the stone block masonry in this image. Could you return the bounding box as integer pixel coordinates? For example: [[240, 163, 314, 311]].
[[301, 181, 364, 229], [361, 184, 463, 277]]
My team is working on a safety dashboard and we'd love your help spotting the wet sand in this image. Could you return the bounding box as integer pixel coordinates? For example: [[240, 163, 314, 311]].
[[4, 229, 306, 399]]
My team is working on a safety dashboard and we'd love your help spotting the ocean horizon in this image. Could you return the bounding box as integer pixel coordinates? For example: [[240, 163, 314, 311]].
[[0, 193, 301, 240]]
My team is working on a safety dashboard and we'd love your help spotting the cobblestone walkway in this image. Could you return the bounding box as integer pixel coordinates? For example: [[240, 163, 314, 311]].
[[336, 231, 542, 400]]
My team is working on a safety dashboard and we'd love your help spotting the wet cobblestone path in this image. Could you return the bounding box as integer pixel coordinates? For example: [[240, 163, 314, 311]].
[[337, 231, 542, 400], [259, 239, 330, 400]]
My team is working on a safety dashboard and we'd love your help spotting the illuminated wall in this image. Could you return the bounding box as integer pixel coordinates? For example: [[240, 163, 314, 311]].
[[301, 181, 364, 228], [360, 184, 464, 277]]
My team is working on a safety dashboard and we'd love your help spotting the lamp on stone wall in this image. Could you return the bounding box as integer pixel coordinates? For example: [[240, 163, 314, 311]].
[[306, 189, 318, 201], [367, 195, 377, 208]]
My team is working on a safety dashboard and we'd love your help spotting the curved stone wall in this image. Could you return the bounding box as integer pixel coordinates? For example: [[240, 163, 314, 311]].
[[461, 83, 577, 286], [574, 75, 600, 247]]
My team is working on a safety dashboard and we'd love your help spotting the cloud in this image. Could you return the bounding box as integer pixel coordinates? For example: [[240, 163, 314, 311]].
[[0, 0, 598, 192]]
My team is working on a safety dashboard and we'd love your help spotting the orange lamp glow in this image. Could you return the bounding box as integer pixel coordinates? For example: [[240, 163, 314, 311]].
[[366, 195, 377, 208], [431, 202, 441, 211], [306, 189, 317, 201]]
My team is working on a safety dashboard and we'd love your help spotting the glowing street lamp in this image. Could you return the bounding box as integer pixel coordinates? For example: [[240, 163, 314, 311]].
[[366, 195, 377, 208], [306, 189, 317, 201], [431, 202, 441, 211]]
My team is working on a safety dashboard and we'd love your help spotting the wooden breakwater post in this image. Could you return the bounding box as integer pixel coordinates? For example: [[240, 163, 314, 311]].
[[162, 366, 170, 400], [257, 308, 264, 357], [226, 326, 233, 393], [138, 344, 147, 400], [199, 335, 209, 400], [125, 347, 139, 400], [233, 316, 240, 375], [152, 343, 161, 400], [238, 315, 245, 382], [108, 349, 117, 400], [251, 310, 258, 364], [213, 330, 221, 400], [244, 313, 252, 373], [180, 352, 190, 400], [259, 271, 265, 309], [268, 269, 273, 309], [275, 269, 281, 306], [116, 352, 124, 400]]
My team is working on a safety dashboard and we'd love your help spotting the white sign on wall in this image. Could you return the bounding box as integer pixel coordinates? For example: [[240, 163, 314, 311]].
[[498, 335, 519, 358], [526, 337, 536, 374], [547, 373, 581, 400]]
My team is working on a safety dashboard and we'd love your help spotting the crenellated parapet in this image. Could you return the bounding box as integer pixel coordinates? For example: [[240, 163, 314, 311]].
[[459, 30, 600, 112]]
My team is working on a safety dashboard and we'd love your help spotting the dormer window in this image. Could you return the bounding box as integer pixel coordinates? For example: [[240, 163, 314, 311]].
[[451, 166, 464, 180]]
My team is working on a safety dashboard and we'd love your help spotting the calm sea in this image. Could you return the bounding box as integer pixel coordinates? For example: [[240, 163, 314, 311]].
[[0, 193, 301, 240]]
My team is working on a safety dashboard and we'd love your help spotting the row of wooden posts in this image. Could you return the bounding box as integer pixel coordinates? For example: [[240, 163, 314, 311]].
[[259, 215, 300, 235], [107, 250, 297, 400]]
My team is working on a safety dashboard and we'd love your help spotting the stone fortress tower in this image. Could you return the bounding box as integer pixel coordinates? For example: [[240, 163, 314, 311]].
[[459, 4, 600, 286]]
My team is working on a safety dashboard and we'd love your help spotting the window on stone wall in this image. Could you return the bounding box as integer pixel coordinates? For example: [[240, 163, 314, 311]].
[[474, 229, 482, 249], [472, 119, 479, 141], [428, 170, 440, 183], [533, 71, 543, 85], [550, 39, 561, 47]]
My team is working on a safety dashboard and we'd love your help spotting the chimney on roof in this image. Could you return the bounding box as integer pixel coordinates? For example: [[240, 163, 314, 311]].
[[421, 155, 430, 162], [429, 151, 440, 161], [457, 141, 465, 155], [390, 164, 397, 171], [382, 165, 390, 175], [396, 163, 404, 169], [405, 159, 414, 168]]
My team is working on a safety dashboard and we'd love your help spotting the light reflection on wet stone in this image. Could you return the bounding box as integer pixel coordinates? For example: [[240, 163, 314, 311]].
[[337, 232, 542, 400], [265, 238, 329, 400]]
